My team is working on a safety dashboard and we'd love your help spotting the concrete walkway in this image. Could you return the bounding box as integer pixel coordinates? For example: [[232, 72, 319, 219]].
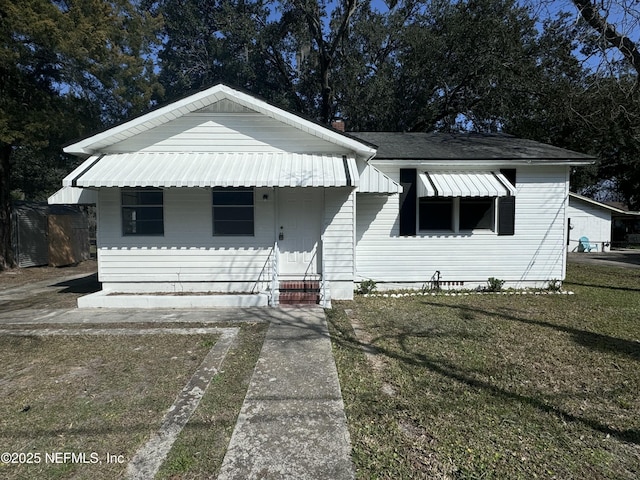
[[217, 307, 355, 480], [1, 271, 355, 479]]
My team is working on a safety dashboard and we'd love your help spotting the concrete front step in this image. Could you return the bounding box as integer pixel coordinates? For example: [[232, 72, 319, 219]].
[[279, 291, 320, 305], [279, 280, 321, 292]]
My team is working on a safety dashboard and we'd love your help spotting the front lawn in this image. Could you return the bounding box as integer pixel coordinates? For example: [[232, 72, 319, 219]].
[[328, 262, 640, 479], [0, 323, 266, 480]]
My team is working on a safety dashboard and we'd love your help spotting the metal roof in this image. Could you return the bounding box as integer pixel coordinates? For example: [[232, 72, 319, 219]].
[[48, 186, 98, 205], [352, 132, 595, 164], [357, 163, 402, 194], [63, 152, 360, 188], [418, 171, 516, 197], [569, 192, 640, 216]]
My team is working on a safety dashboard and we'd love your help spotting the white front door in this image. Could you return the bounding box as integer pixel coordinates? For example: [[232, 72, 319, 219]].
[[278, 188, 322, 276]]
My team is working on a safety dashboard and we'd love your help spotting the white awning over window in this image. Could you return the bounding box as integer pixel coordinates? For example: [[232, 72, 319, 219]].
[[417, 171, 516, 197], [63, 152, 360, 188]]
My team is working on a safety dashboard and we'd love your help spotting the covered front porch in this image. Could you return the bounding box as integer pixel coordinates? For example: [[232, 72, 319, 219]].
[[49, 83, 401, 308], [50, 151, 394, 307]]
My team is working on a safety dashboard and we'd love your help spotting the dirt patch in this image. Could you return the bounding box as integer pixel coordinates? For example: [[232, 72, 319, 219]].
[[0, 261, 99, 311], [0, 260, 98, 289]]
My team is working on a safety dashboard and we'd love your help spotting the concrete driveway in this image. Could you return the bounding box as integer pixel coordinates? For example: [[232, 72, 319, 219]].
[[568, 248, 640, 269]]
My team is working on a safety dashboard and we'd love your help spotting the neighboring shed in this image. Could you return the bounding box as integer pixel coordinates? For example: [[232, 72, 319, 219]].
[[567, 193, 640, 252], [11, 203, 91, 267]]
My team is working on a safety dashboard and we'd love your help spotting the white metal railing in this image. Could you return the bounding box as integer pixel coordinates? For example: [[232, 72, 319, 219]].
[[270, 241, 279, 306], [320, 235, 331, 308]]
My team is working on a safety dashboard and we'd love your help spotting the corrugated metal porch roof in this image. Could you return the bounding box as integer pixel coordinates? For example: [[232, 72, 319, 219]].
[[417, 171, 516, 197], [357, 163, 403, 194], [64, 152, 360, 188], [48, 186, 98, 204]]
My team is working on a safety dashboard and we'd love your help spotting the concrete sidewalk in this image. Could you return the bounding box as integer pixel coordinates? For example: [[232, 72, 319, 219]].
[[217, 307, 354, 480], [0, 272, 355, 478]]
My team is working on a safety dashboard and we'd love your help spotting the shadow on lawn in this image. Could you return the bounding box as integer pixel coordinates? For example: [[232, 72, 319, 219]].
[[566, 280, 640, 293], [418, 301, 640, 362], [329, 312, 640, 446]]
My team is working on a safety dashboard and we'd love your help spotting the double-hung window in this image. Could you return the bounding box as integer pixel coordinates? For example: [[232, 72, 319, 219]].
[[459, 198, 494, 230], [419, 197, 495, 233], [121, 188, 164, 236], [212, 188, 254, 236], [404, 170, 515, 235]]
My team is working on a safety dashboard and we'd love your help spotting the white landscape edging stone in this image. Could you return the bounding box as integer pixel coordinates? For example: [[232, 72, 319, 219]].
[[362, 290, 575, 298]]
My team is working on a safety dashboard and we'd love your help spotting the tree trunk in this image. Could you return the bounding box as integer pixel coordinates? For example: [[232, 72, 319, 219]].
[[320, 60, 332, 124], [0, 143, 15, 271]]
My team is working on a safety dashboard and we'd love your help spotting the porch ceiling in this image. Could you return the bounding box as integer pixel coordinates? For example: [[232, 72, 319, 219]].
[[63, 152, 359, 188]]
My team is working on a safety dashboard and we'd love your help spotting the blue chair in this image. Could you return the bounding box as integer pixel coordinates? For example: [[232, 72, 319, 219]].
[[578, 236, 598, 252]]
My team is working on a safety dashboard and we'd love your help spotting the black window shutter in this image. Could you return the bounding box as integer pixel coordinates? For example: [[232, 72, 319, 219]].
[[498, 196, 516, 236], [399, 168, 417, 236]]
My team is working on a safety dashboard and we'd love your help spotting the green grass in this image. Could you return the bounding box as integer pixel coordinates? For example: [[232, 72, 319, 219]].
[[0, 330, 217, 480], [0, 322, 268, 480], [156, 322, 267, 479], [328, 262, 640, 479]]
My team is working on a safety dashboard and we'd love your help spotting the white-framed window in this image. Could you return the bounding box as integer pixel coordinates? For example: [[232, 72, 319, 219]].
[[121, 188, 164, 236], [212, 188, 254, 236], [419, 197, 496, 233]]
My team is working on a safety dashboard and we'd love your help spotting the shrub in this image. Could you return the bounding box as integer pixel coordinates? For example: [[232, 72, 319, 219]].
[[547, 279, 562, 292], [357, 279, 377, 295], [485, 277, 505, 292]]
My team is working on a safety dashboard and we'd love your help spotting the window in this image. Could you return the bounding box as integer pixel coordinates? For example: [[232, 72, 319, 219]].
[[212, 188, 254, 236], [419, 198, 454, 231], [419, 197, 495, 233], [459, 198, 494, 230], [122, 188, 164, 236]]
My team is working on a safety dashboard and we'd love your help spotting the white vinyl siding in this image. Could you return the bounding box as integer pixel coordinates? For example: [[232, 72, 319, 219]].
[[567, 199, 611, 251], [104, 113, 350, 154], [356, 165, 569, 286], [97, 187, 275, 286], [323, 188, 355, 282]]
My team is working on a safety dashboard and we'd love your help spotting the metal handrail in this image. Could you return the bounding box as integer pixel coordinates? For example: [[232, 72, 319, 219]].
[[271, 241, 279, 306], [320, 234, 328, 308]]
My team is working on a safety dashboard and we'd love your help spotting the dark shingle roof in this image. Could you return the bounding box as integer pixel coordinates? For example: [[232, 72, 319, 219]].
[[350, 132, 595, 161]]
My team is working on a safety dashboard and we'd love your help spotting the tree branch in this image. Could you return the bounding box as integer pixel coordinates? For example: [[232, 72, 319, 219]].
[[572, 0, 640, 77]]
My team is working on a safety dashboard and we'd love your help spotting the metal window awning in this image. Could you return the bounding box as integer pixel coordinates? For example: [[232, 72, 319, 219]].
[[63, 152, 361, 188], [417, 171, 516, 197]]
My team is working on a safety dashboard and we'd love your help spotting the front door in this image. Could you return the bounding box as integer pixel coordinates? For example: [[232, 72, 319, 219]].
[[278, 188, 322, 276]]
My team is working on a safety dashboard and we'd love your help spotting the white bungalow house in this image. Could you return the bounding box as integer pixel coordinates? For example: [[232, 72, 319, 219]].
[[49, 84, 593, 307]]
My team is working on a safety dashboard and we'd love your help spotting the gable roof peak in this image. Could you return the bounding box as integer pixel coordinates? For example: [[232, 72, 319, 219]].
[[64, 83, 376, 157]]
